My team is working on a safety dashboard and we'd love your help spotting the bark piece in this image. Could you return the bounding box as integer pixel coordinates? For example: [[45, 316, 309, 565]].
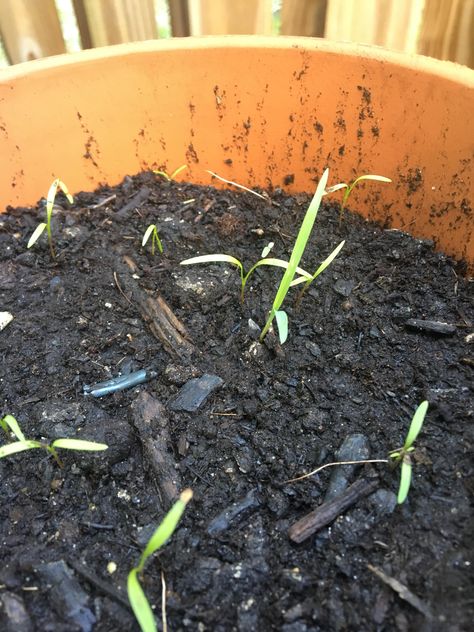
[[116, 185, 150, 218], [116, 257, 195, 360], [1, 592, 33, 632], [405, 319, 456, 335], [169, 374, 223, 412], [131, 391, 181, 506], [289, 478, 379, 543], [324, 433, 370, 502], [35, 560, 95, 632], [368, 564, 433, 619], [207, 488, 260, 536]]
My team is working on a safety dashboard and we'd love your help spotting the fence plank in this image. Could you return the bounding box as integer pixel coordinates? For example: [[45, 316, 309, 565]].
[[188, 0, 273, 35], [324, 0, 424, 53], [280, 0, 327, 37], [77, 0, 157, 47], [418, 0, 474, 68], [0, 0, 66, 64], [72, 0, 93, 49], [169, 0, 191, 36]]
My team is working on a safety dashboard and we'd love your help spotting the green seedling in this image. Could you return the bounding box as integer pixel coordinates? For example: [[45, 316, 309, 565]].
[[290, 239, 345, 303], [153, 165, 187, 181], [27, 178, 73, 258], [287, 401, 429, 505], [127, 489, 193, 632], [260, 168, 342, 343], [389, 400, 428, 503], [325, 174, 392, 222], [180, 253, 312, 305], [181, 169, 344, 344], [0, 414, 108, 468], [142, 224, 163, 255]]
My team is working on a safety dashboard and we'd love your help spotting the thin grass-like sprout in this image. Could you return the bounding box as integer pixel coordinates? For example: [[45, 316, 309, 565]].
[[260, 169, 329, 341], [127, 489, 193, 632], [404, 401, 428, 449]]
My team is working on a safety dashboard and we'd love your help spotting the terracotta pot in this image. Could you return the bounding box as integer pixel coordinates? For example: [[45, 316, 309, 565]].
[[0, 37, 472, 264]]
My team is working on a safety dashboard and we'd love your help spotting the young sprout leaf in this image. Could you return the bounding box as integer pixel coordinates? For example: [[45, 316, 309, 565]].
[[352, 174, 392, 185], [274, 310, 288, 344], [397, 458, 412, 504], [180, 254, 243, 270], [0, 440, 41, 458], [170, 165, 187, 180], [153, 165, 187, 181], [51, 439, 109, 451], [139, 489, 193, 569], [260, 168, 330, 341], [142, 224, 163, 255], [27, 223, 47, 249], [142, 224, 156, 247], [28, 178, 73, 257], [325, 173, 391, 221], [1, 414, 26, 441], [261, 242, 274, 258], [127, 489, 193, 632], [47, 178, 74, 215], [127, 569, 156, 632], [325, 183, 347, 194], [290, 240, 345, 288], [404, 400, 428, 450]]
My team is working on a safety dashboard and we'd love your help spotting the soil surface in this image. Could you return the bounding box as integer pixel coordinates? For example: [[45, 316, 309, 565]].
[[0, 172, 473, 632]]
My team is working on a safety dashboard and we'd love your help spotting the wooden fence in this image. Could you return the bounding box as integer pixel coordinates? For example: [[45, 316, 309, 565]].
[[0, 0, 473, 68]]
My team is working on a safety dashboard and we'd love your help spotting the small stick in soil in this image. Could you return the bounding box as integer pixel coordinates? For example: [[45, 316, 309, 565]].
[[288, 478, 379, 543], [80, 521, 115, 530], [116, 257, 195, 360], [90, 194, 116, 209], [113, 271, 132, 305], [161, 571, 168, 632], [367, 564, 433, 619], [131, 391, 182, 506], [68, 559, 132, 613]]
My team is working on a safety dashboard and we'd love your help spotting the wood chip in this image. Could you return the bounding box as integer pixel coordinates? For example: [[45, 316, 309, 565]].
[[405, 319, 456, 335], [367, 564, 432, 619]]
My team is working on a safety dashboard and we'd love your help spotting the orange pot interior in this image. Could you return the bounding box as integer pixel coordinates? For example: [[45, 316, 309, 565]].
[[0, 37, 473, 264]]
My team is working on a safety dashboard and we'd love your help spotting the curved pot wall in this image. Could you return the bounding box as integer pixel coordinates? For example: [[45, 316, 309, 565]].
[[0, 37, 472, 263]]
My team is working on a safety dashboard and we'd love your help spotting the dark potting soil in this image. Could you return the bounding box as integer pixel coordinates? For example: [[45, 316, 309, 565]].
[[0, 171, 473, 632]]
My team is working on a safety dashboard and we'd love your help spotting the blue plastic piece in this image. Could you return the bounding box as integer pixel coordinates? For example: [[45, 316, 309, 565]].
[[83, 369, 154, 397]]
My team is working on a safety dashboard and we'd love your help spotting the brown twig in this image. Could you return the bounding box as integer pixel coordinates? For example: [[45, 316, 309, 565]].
[[367, 564, 432, 619], [131, 391, 182, 506], [68, 559, 131, 612], [113, 271, 132, 305], [90, 194, 116, 209], [116, 257, 195, 360], [288, 477, 379, 543]]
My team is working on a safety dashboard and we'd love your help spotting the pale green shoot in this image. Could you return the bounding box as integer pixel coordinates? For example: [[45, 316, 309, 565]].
[[287, 401, 429, 505], [325, 174, 391, 222], [127, 489, 193, 632], [290, 240, 346, 304], [259, 168, 330, 342], [261, 242, 274, 258], [0, 414, 107, 468], [0, 414, 26, 441], [180, 254, 312, 304], [27, 178, 73, 258], [153, 165, 187, 181], [142, 224, 163, 255], [389, 400, 428, 504]]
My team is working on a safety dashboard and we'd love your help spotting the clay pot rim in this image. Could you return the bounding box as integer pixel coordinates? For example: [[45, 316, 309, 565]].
[[3, 35, 474, 88]]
